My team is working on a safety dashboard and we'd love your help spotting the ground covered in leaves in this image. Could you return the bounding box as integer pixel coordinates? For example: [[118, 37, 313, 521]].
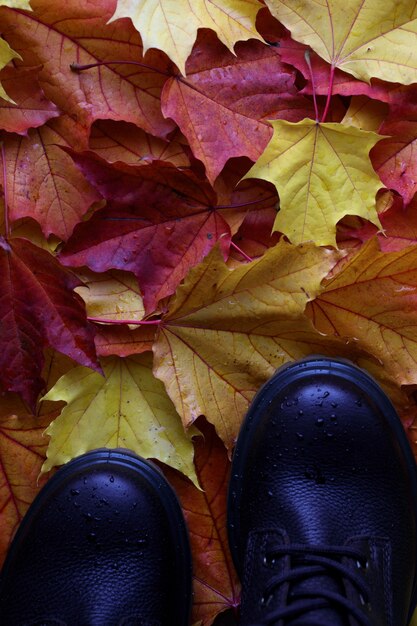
[[2, 1, 417, 624]]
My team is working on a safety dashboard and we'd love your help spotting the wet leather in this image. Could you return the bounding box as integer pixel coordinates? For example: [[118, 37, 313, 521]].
[[229, 360, 417, 625]]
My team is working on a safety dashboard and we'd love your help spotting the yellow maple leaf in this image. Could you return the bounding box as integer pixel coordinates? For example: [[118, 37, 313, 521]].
[[0, 1, 31, 8], [266, 0, 417, 85], [75, 269, 144, 324], [308, 238, 417, 387], [244, 119, 384, 247], [0, 38, 21, 103], [41, 353, 199, 486], [153, 242, 355, 450], [109, 0, 264, 75], [341, 96, 388, 133]]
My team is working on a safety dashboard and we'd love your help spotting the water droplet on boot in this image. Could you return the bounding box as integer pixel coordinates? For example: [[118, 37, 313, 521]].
[[296, 432, 304, 441], [87, 532, 97, 543], [109, 476, 114, 483], [315, 418, 324, 427], [70, 489, 80, 496]]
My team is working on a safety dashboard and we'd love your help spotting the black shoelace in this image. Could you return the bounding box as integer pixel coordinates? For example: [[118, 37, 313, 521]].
[[257, 543, 373, 626]]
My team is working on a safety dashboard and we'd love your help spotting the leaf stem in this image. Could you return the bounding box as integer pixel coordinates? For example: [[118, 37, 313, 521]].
[[321, 63, 335, 123], [304, 51, 319, 122], [230, 240, 253, 262], [70, 60, 171, 78], [1, 142, 9, 239], [88, 316, 162, 326]]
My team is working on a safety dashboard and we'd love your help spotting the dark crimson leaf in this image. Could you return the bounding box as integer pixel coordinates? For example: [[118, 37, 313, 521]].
[[59, 153, 233, 313], [0, 236, 99, 408]]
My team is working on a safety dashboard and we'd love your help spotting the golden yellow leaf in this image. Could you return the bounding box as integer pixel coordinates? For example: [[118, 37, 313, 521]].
[[109, 0, 264, 75], [0, 38, 21, 103], [244, 119, 383, 247], [41, 353, 199, 485], [266, 0, 417, 85], [308, 238, 417, 387], [75, 269, 144, 323], [341, 96, 388, 133], [0, 1, 31, 7], [153, 242, 352, 449]]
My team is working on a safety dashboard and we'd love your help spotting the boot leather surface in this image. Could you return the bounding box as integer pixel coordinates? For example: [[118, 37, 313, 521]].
[[0, 449, 192, 626], [228, 357, 417, 626]]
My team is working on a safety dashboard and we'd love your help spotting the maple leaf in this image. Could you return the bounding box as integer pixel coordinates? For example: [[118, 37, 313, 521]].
[[165, 419, 240, 625], [0, 0, 175, 139], [266, 0, 417, 85], [341, 194, 417, 253], [307, 237, 417, 387], [2, 116, 101, 240], [75, 268, 145, 324], [0, 38, 21, 103], [0, 399, 57, 568], [94, 324, 156, 358], [0, 66, 59, 134], [342, 96, 388, 133], [89, 120, 191, 168], [229, 205, 281, 264], [371, 111, 417, 206], [59, 154, 233, 313], [244, 119, 384, 247], [109, 0, 264, 75], [161, 32, 315, 184], [153, 242, 348, 449], [0, 236, 99, 409], [42, 353, 199, 486], [0, 1, 31, 7]]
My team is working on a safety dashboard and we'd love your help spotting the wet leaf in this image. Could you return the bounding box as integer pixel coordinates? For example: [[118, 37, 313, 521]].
[[110, 0, 263, 75], [165, 419, 240, 625], [308, 238, 417, 386], [42, 353, 199, 486], [244, 119, 384, 246], [266, 0, 417, 84], [153, 242, 345, 449]]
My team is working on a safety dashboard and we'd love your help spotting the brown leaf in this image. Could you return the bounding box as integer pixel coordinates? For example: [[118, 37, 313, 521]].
[[165, 419, 240, 625], [0, 400, 57, 568]]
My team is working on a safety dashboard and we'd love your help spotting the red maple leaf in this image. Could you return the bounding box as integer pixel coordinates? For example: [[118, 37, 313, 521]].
[[2, 116, 101, 240], [0, 65, 59, 134], [0, 236, 99, 408], [59, 153, 234, 313], [0, 0, 175, 140], [161, 30, 315, 184]]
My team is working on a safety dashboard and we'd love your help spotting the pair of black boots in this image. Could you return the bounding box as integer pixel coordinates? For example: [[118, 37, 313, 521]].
[[1, 357, 417, 625]]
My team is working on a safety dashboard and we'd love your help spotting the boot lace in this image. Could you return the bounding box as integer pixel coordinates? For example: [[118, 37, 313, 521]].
[[257, 543, 372, 626]]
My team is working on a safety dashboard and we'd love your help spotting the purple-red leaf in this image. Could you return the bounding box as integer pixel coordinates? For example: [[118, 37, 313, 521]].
[[0, 66, 59, 134], [59, 153, 233, 313], [161, 31, 315, 184], [0, 236, 98, 408]]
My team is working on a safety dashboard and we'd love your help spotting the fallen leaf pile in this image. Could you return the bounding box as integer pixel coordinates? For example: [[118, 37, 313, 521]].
[[2, 1, 417, 623]]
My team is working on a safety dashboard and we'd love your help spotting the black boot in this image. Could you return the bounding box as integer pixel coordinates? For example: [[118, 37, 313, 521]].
[[0, 449, 192, 625], [228, 357, 417, 625]]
